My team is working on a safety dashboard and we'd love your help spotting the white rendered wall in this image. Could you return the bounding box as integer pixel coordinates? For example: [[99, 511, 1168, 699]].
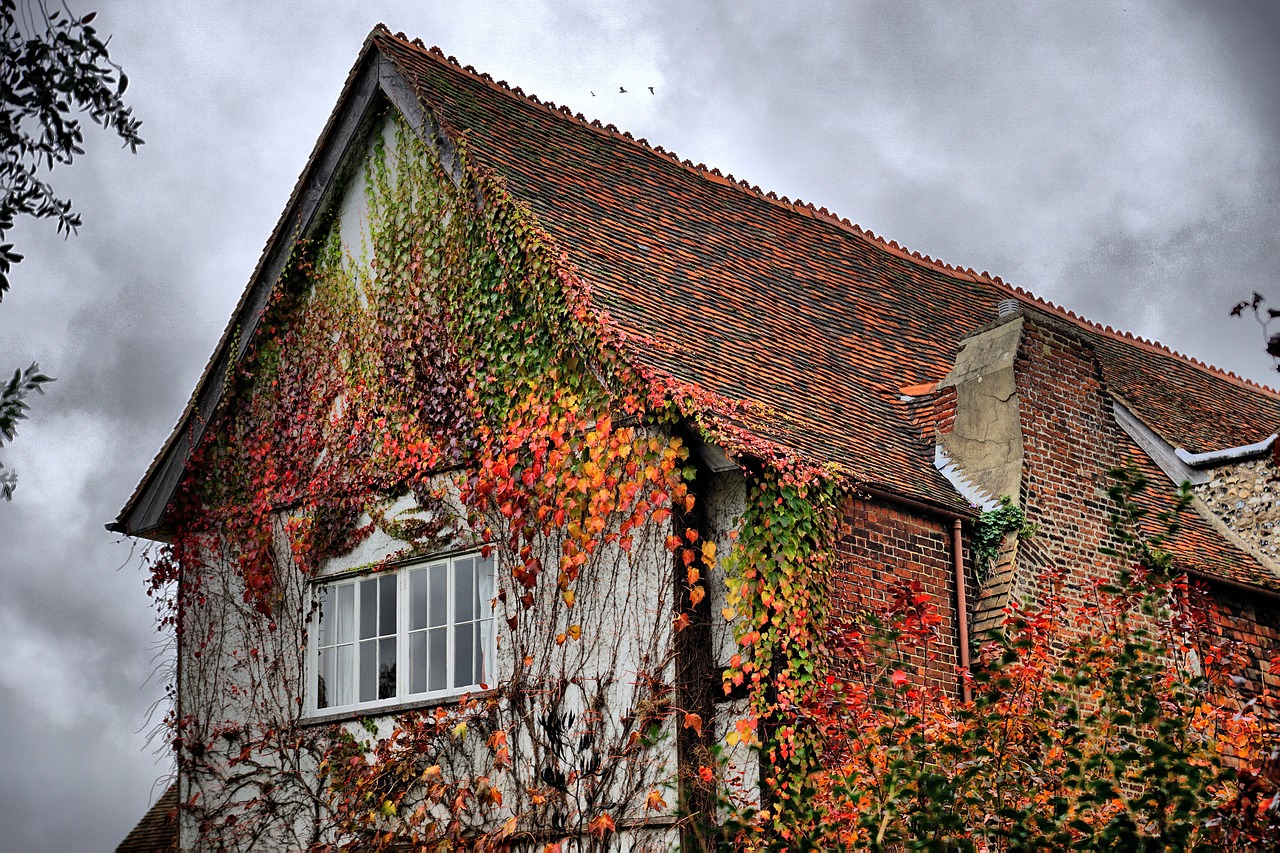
[[177, 112, 687, 849]]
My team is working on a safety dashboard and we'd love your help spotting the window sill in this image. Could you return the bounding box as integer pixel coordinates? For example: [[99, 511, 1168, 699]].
[[299, 688, 495, 728]]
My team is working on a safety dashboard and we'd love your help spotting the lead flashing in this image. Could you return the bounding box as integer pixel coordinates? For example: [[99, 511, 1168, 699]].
[[1175, 433, 1277, 469], [1112, 399, 1208, 487]]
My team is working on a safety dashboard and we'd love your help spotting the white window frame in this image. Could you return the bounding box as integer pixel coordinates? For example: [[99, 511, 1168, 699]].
[[308, 552, 496, 717]]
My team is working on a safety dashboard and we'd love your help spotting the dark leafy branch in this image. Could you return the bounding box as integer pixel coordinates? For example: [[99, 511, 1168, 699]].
[[0, 360, 52, 499], [1230, 291, 1280, 373], [1, 1, 141, 498], [1, 0, 144, 296]]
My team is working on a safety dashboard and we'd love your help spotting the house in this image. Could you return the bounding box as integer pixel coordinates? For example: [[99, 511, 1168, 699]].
[[113, 25, 1280, 850]]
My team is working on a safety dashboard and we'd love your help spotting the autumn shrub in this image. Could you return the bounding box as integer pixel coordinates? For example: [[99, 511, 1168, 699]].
[[712, 568, 1278, 851], [712, 478, 1279, 852]]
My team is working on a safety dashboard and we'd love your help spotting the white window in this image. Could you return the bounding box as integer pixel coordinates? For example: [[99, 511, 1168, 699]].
[[312, 553, 496, 714]]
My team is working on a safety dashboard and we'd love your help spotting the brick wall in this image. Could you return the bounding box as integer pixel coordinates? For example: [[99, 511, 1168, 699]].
[[827, 309, 1279, 719], [1211, 590, 1280, 695], [1012, 314, 1132, 607], [1013, 312, 1279, 696], [831, 496, 967, 697]]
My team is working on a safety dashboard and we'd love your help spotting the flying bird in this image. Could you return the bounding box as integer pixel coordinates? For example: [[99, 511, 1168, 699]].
[[619, 86, 627, 94], [648, 86, 654, 95], [590, 91, 596, 96]]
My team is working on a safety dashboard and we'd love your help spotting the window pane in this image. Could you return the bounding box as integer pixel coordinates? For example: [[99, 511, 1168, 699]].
[[478, 618, 493, 686], [428, 627, 447, 691], [454, 623, 474, 687], [359, 579, 378, 640], [359, 639, 377, 702], [319, 587, 335, 647], [379, 575, 397, 636], [318, 647, 334, 709], [478, 556, 494, 611], [379, 637, 397, 700], [335, 644, 354, 706], [455, 558, 475, 622], [409, 631, 427, 694], [335, 585, 354, 644], [316, 554, 493, 713], [429, 563, 447, 627], [410, 570, 428, 631]]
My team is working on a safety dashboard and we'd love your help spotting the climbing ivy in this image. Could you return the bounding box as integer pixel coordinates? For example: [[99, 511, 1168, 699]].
[[147, 113, 711, 849], [136, 98, 1275, 852], [970, 496, 1036, 581], [718, 465, 843, 845], [143, 101, 855, 849]]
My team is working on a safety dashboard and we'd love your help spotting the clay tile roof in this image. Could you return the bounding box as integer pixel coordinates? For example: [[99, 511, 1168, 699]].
[[373, 31, 1280, 510], [116, 783, 177, 853], [117, 27, 1280, 587]]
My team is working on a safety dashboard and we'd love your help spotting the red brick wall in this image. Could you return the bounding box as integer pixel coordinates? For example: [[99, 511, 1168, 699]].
[[831, 496, 967, 697], [1013, 312, 1279, 695], [1211, 591, 1280, 695], [828, 311, 1279, 709], [1012, 314, 1131, 606]]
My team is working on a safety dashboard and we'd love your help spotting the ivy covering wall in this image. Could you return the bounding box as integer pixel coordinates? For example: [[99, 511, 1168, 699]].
[[147, 111, 846, 851]]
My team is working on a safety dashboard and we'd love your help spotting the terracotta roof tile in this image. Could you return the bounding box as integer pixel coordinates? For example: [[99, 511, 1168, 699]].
[[116, 783, 177, 853], [118, 28, 1280, 595], [375, 31, 1280, 511]]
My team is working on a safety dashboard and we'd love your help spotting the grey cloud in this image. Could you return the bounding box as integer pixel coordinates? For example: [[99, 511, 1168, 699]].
[[630, 1, 1280, 383]]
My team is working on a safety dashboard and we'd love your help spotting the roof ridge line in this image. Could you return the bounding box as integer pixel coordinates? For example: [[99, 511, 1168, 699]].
[[1004, 285, 1280, 398], [376, 29, 1280, 402]]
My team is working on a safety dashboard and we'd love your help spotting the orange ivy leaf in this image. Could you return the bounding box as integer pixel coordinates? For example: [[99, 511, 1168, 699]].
[[588, 812, 616, 838], [645, 789, 668, 811]]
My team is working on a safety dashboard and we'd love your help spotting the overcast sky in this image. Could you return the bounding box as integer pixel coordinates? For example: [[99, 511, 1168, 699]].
[[1, 2, 1278, 849]]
